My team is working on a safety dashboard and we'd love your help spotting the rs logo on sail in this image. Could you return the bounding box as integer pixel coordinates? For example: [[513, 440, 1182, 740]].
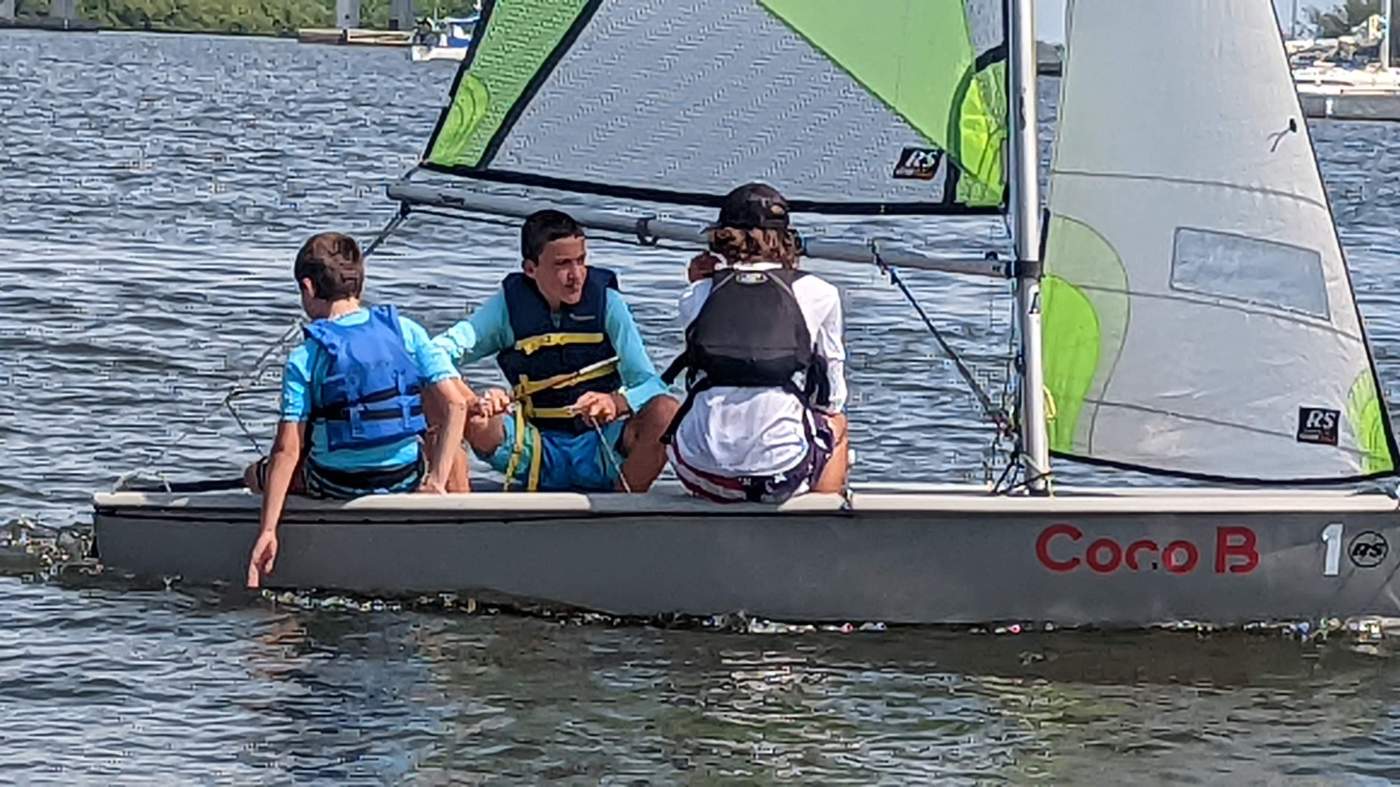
[[1035, 524, 1259, 575]]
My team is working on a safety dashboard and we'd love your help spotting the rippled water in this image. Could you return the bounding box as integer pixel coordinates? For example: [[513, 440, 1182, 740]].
[[7, 30, 1400, 782]]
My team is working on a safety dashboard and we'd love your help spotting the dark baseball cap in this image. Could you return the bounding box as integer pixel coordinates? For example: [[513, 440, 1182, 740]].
[[706, 182, 790, 231]]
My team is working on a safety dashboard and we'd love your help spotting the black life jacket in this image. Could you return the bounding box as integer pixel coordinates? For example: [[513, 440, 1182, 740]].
[[497, 267, 622, 435], [661, 266, 829, 443]]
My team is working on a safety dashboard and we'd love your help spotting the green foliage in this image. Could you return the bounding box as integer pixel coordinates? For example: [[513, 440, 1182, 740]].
[[20, 0, 485, 34], [1307, 0, 1382, 37], [70, 0, 332, 33]]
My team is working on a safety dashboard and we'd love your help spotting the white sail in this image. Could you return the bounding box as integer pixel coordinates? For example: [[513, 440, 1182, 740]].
[[1041, 0, 1398, 482]]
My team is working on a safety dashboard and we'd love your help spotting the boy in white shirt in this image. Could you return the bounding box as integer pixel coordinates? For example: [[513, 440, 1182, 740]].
[[663, 183, 849, 502]]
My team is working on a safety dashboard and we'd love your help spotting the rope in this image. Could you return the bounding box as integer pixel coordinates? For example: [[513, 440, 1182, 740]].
[[115, 209, 421, 491], [592, 421, 632, 494], [117, 321, 303, 490], [876, 256, 1011, 435], [363, 207, 410, 258]]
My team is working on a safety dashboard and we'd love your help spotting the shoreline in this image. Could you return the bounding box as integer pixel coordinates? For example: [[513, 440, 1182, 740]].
[[0, 19, 421, 47]]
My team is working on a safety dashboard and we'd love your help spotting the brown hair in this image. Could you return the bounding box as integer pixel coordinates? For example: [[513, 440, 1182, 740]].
[[708, 227, 801, 268], [294, 232, 364, 300]]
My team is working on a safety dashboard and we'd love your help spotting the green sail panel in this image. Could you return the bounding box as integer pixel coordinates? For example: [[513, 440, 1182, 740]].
[[425, 0, 591, 168], [759, 0, 1005, 206], [418, 0, 1007, 214]]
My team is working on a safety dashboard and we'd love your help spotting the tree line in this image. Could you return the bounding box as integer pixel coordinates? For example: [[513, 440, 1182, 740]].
[[14, 0, 480, 35]]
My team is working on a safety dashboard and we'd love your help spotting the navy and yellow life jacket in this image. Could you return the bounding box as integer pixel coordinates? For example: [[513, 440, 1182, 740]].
[[304, 305, 427, 453], [497, 267, 622, 436]]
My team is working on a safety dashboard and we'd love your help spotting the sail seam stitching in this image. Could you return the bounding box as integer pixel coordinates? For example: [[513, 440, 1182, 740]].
[[1051, 170, 1331, 212]]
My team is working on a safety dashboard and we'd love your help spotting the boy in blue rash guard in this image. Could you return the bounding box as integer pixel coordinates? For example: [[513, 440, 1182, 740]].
[[433, 210, 679, 493], [245, 232, 470, 588]]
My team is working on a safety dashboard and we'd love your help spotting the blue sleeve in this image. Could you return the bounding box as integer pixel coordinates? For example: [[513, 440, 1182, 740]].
[[604, 289, 667, 413], [432, 291, 514, 367], [399, 317, 460, 384], [279, 343, 315, 422]]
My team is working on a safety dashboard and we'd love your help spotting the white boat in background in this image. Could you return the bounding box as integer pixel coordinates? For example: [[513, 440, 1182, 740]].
[[94, 0, 1400, 627], [409, 15, 477, 62]]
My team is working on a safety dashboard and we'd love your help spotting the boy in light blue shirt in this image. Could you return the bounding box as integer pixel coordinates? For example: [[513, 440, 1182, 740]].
[[245, 232, 470, 588], [433, 210, 677, 492]]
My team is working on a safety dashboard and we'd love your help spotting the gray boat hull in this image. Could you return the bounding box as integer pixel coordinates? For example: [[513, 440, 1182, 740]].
[[91, 486, 1400, 626]]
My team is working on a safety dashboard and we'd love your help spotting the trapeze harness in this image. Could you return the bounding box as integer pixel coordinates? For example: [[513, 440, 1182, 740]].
[[302, 305, 428, 492], [496, 268, 623, 491], [661, 266, 830, 456]]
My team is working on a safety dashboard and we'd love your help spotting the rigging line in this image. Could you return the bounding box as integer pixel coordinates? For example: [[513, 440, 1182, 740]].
[[122, 205, 414, 485], [592, 420, 632, 494], [225, 399, 265, 457], [877, 257, 1011, 434], [363, 206, 411, 258], [122, 320, 303, 484]]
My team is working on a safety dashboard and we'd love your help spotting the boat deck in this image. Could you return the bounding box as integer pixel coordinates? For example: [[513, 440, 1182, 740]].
[[93, 482, 1400, 517]]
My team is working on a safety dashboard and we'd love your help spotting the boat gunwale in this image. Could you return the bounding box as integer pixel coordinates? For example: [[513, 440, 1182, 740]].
[[92, 485, 1400, 517]]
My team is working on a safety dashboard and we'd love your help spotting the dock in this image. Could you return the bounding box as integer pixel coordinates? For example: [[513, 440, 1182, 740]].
[[1300, 91, 1400, 122], [296, 28, 412, 47]]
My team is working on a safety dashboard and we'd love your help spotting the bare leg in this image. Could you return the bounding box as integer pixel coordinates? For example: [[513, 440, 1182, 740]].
[[810, 413, 849, 494], [445, 445, 470, 493], [618, 395, 679, 493], [466, 412, 506, 459]]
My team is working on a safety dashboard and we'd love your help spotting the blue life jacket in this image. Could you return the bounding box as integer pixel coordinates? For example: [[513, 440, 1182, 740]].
[[304, 305, 427, 452], [497, 268, 621, 435]]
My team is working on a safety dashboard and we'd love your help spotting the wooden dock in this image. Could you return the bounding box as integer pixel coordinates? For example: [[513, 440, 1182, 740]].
[[297, 28, 412, 47]]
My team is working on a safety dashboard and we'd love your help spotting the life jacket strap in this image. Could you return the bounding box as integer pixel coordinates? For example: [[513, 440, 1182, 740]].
[[501, 405, 545, 492], [513, 331, 606, 356], [512, 359, 620, 399]]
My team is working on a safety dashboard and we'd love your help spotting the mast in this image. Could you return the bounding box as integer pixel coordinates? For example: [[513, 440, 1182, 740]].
[[1009, 0, 1051, 493]]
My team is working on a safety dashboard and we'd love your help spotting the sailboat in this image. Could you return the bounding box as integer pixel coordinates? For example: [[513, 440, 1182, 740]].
[[92, 0, 1400, 627]]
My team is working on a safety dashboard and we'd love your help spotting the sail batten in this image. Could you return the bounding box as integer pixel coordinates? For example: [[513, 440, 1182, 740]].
[[1042, 0, 1400, 483], [421, 0, 1009, 216]]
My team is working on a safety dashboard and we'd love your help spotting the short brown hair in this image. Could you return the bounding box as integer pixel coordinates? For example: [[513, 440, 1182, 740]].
[[709, 227, 801, 268], [521, 209, 585, 263], [294, 232, 364, 300]]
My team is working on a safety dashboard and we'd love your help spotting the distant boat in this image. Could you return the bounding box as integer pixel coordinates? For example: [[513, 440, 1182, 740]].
[[410, 15, 477, 63]]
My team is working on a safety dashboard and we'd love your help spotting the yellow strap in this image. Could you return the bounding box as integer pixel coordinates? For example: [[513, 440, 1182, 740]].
[[502, 405, 527, 492], [527, 424, 543, 492], [513, 332, 605, 356], [521, 405, 577, 420], [513, 360, 620, 399], [1043, 385, 1059, 422]]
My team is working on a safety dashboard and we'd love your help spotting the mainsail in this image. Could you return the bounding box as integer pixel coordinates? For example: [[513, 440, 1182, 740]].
[[420, 0, 1009, 214], [1041, 0, 1399, 482]]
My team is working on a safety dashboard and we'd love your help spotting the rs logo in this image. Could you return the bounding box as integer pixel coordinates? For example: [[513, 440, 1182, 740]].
[[903, 149, 940, 169], [1305, 410, 1337, 430]]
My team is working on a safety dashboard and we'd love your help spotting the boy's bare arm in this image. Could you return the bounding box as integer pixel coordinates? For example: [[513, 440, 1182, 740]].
[[422, 378, 471, 493], [247, 421, 306, 588]]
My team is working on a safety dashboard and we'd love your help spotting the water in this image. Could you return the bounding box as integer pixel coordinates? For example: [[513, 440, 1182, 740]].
[[5, 30, 1400, 783]]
